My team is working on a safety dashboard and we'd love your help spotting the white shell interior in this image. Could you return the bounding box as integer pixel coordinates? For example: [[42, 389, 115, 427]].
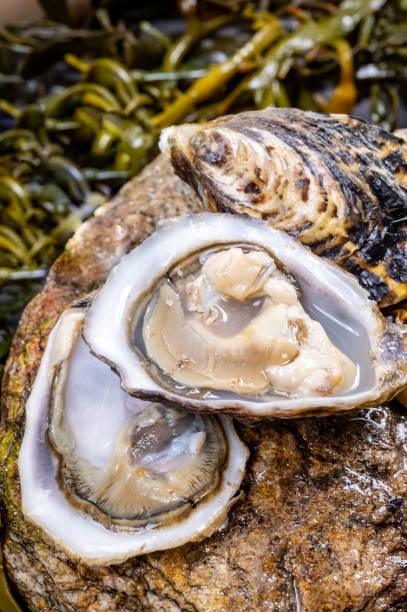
[[18, 307, 248, 564], [84, 213, 385, 416], [66, 333, 146, 469]]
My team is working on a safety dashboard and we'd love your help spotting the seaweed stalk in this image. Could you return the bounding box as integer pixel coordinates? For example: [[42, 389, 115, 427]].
[[153, 14, 281, 127]]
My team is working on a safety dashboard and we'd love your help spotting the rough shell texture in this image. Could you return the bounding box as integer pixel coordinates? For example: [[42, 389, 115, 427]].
[[2, 155, 407, 611], [387, 300, 407, 326], [162, 108, 407, 307]]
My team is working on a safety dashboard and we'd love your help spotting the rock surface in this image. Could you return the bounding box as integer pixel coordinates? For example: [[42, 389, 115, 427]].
[[1, 155, 407, 612]]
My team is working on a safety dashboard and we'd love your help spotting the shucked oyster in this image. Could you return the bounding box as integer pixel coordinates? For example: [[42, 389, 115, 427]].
[[84, 212, 407, 420], [4, 154, 407, 611], [160, 108, 407, 308], [143, 246, 356, 398], [19, 301, 248, 564]]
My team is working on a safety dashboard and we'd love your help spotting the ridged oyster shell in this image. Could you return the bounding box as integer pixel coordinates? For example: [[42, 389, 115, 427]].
[[84, 212, 407, 420], [160, 108, 407, 308]]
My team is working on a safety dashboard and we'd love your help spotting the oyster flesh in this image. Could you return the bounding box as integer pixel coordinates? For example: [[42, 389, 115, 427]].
[[84, 212, 407, 420], [160, 108, 407, 308], [19, 299, 248, 564]]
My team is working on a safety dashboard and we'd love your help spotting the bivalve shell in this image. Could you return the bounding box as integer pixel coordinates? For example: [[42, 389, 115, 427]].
[[84, 213, 407, 420]]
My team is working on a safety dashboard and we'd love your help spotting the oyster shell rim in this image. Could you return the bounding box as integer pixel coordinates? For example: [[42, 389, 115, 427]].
[[18, 303, 249, 565], [83, 212, 407, 420]]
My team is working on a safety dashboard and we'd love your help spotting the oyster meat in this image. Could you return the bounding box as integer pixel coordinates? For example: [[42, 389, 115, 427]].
[[19, 300, 247, 564], [143, 246, 356, 398], [161, 108, 407, 308], [84, 212, 407, 419]]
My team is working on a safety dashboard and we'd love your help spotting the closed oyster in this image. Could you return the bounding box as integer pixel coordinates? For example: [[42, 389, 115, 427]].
[[84, 212, 407, 420], [19, 301, 248, 564], [160, 108, 407, 308]]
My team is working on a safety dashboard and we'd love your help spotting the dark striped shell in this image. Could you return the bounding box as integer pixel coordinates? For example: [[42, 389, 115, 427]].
[[161, 109, 407, 308], [386, 300, 407, 326]]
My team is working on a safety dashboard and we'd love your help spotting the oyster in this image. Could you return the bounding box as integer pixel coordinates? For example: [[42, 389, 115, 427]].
[[4, 154, 407, 612], [160, 108, 407, 308], [84, 212, 407, 420], [19, 300, 248, 564], [143, 246, 356, 398]]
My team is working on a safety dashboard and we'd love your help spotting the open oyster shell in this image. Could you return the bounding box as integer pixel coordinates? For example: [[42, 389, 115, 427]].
[[19, 301, 248, 564], [4, 154, 407, 611], [84, 212, 407, 420], [160, 108, 407, 308]]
